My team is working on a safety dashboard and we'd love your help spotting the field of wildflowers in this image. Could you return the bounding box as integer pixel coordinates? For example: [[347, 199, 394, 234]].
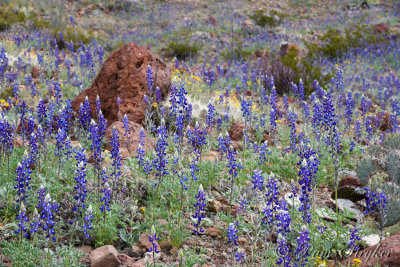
[[0, 0, 400, 266]]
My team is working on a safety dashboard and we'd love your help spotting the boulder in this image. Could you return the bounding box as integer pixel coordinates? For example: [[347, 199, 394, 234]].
[[72, 43, 171, 126], [228, 122, 245, 142], [89, 245, 120, 267], [104, 120, 154, 158], [343, 232, 400, 267]]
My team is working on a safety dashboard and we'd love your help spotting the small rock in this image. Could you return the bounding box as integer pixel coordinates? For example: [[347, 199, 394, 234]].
[[130, 245, 143, 258], [159, 239, 173, 252], [336, 198, 364, 222], [362, 234, 380, 247], [139, 233, 161, 252], [207, 199, 222, 213], [77, 245, 94, 255], [205, 227, 222, 238], [116, 254, 135, 266], [89, 245, 120, 267], [238, 236, 247, 245]]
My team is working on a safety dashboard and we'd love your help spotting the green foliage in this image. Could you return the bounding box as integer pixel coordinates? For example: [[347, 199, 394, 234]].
[[306, 23, 389, 60], [0, 87, 13, 100], [93, 204, 124, 247], [221, 36, 253, 61], [249, 9, 283, 28], [0, 4, 27, 31], [1, 240, 85, 267], [356, 133, 400, 227], [166, 39, 201, 60]]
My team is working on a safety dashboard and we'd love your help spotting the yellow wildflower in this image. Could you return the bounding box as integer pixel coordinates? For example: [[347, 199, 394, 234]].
[[0, 99, 4, 104], [152, 102, 158, 108], [352, 258, 361, 267], [140, 206, 146, 213]]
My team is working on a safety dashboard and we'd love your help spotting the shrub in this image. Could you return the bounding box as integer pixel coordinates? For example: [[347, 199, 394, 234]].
[[249, 9, 283, 28], [166, 40, 201, 60]]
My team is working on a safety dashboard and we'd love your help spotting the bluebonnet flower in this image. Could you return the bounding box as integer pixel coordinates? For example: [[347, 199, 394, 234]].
[[360, 96, 371, 117], [241, 98, 252, 126], [100, 182, 111, 221], [110, 126, 122, 194], [136, 127, 146, 169], [317, 223, 327, 234], [15, 203, 29, 240], [30, 208, 40, 236], [0, 47, 8, 80], [344, 91, 354, 125], [348, 226, 361, 252], [227, 222, 239, 246], [37, 98, 47, 128], [265, 173, 280, 209], [122, 114, 131, 147], [217, 132, 231, 160], [38, 193, 59, 242], [96, 95, 107, 137], [251, 169, 264, 191], [148, 225, 160, 265], [365, 115, 373, 142], [28, 132, 38, 164], [193, 185, 206, 235], [78, 96, 91, 131], [0, 117, 13, 158], [82, 205, 94, 239], [364, 187, 387, 216], [169, 83, 191, 153], [153, 120, 169, 190], [276, 234, 291, 266], [89, 120, 103, 191], [69, 15, 76, 26], [288, 109, 298, 152], [235, 249, 246, 264], [294, 225, 310, 266], [72, 147, 88, 214], [206, 102, 216, 131], [14, 151, 32, 204], [298, 79, 305, 101], [187, 122, 207, 161], [276, 200, 291, 234], [238, 194, 248, 211], [270, 108, 277, 136]]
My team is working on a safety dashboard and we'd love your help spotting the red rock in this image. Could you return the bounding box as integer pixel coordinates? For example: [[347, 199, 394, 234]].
[[228, 122, 245, 141], [89, 245, 120, 267], [338, 176, 363, 188], [206, 15, 218, 26], [244, 90, 252, 96], [116, 254, 135, 266], [31, 67, 40, 79], [342, 232, 400, 267], [72, 43, 171, 126], [374, 23, 389, 34], [104, 121, 154, 158]]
